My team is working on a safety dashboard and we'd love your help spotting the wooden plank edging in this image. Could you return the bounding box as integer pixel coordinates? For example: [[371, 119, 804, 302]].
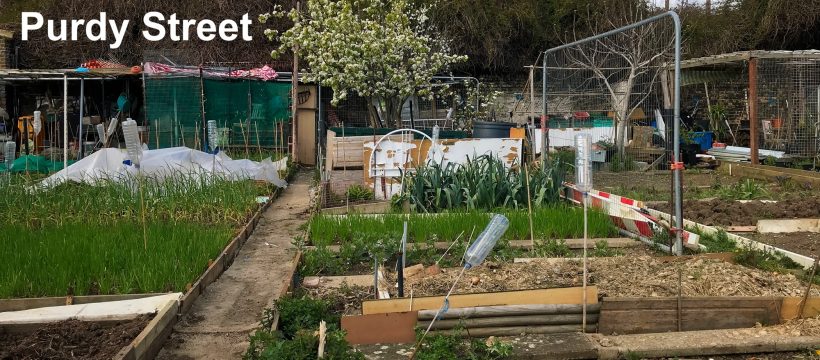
[[0, 293, 166, 313], [114, 297, 180, 360], [644, 207, 816, 269]]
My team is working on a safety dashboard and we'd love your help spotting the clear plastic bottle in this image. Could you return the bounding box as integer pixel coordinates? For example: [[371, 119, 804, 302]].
[[207, 120, 218, 152], [5, 141, 16, 170], [122, 119, 142, 166], [463, 214, 509, 268]]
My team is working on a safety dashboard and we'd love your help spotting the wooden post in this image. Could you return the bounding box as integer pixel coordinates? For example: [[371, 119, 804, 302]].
[[318, 320, 327, 358], [291, 2, 301, 163], [749, 57, 759, 164], [798, 257, 819, 318]]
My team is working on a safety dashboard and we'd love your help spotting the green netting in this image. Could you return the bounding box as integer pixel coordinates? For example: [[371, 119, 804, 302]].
[[144, 76, 291, 150], [0, 155, 74, 173]]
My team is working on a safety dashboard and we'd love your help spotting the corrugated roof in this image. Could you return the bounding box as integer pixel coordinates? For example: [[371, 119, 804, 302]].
[[0, 68, 140, 80], [681, 50, 820, 68]]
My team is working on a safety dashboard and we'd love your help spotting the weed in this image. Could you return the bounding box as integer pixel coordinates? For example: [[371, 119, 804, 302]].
[[592, 240, 623, 257], [414, 325, 512, 359], [533, 238, 572, 258], [733, 244, 802, 273], [715, 179, 769, 200], [346, 184, 375, 202], [697, 229, 736, 253], [608, 154, 637, 172]]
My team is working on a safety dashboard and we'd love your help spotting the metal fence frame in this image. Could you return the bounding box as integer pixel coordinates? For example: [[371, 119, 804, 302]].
[[541, 11, 684, 255]]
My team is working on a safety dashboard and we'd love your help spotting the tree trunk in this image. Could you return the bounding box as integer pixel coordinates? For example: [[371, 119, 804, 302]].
[[612, 77, 635, 154], [375, 97, 406, 129]]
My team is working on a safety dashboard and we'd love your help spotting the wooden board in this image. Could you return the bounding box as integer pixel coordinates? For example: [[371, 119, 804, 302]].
[[326, 131, 402, 169], [114, 299, 179, 360], [362, 287, 597, 315], [781, 296, 820, 320], [757, 218, 820, 233], [341, 311, 418, 344], [720, 162, 820, 189], [0, 293, 164, 313], [726, 225, 758, 233], [599, 297, 782, 335]]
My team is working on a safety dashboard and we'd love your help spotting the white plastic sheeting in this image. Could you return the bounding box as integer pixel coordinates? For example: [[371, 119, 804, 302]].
[[38, 147, 288, 189], [0, 293, 181, 324]]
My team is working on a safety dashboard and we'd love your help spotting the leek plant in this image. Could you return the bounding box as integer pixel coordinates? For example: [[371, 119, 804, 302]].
[[399, 155, 566, 212]]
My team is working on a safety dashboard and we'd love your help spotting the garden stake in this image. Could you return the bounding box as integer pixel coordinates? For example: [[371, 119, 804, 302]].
[[798, 257, 819, 318], [524, 163, 535, 250], [677, 268, 682, 331], [436, 231, 465, 265], [255, 122, 262, 158]]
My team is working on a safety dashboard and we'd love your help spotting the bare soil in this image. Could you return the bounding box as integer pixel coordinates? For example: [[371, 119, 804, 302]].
[[747, 232, 820, 258], [594, 170, 737, 201], [653, 197, 820, 226], [0, 316, 151, 360], [401, 257, 819, 299], [156, 171, 311, 360]]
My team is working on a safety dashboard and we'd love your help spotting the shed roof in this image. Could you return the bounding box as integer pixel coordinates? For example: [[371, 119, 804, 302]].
[[681, 50, 820, 69]]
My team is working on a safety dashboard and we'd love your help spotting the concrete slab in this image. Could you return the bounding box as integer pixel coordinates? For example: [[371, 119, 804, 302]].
[[757, 218, 820, 233], [357, 332, 597, 359]]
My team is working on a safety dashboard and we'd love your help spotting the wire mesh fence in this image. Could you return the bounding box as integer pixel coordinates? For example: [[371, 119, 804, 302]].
[[540, 13, 679, 196], [680, 51, 820, 167]]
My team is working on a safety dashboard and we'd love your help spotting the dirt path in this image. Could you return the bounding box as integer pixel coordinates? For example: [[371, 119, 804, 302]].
[[156, 171, 311, 360]]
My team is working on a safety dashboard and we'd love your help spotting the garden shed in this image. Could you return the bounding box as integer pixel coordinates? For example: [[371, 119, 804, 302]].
[[679, 50, 820, 164]]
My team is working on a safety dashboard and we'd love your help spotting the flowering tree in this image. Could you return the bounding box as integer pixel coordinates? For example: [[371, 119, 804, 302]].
[[260, 0, 467, 128]]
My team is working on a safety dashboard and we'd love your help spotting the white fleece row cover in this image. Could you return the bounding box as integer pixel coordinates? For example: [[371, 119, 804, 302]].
[[37, 147, 288, 189]]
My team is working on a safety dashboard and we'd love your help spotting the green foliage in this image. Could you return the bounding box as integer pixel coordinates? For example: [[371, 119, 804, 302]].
[[698, 229, 736, 253], [245, 293, 363, 360], [608, 154, 637, 172], [261, 0, 466, 127], [275, 295, 337, 339], [533, 238, 573, 258], [733, 244, 803, 273], [715, 179, 769, 200], [403, 155, 566, 212], [308, 207, 616, 246], [346, 184, 375, 202], [0, 173, 275, 298], [415, 326, 512, 360], [592, 240, 623, 257]]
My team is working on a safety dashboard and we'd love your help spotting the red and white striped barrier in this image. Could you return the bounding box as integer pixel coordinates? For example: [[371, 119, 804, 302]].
[[562, 184, 699, 247]]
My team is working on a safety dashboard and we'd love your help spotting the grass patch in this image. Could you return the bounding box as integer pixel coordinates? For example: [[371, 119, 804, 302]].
[[308, 206, 616, 246]]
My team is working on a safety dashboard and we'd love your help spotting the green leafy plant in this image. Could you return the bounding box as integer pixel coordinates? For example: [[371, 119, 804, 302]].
[[533, 238, 573, 258], [697, 229, 736, 253], [733, 244, 802, 273], [592, 240, 622, 257], [245, 292, 363, 360], [402, 154, 566, 212], [414, 326, 512, 360], [608, 153, 637, 172], [346, 184, 375, 202], [715, 178, 769, 200]]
